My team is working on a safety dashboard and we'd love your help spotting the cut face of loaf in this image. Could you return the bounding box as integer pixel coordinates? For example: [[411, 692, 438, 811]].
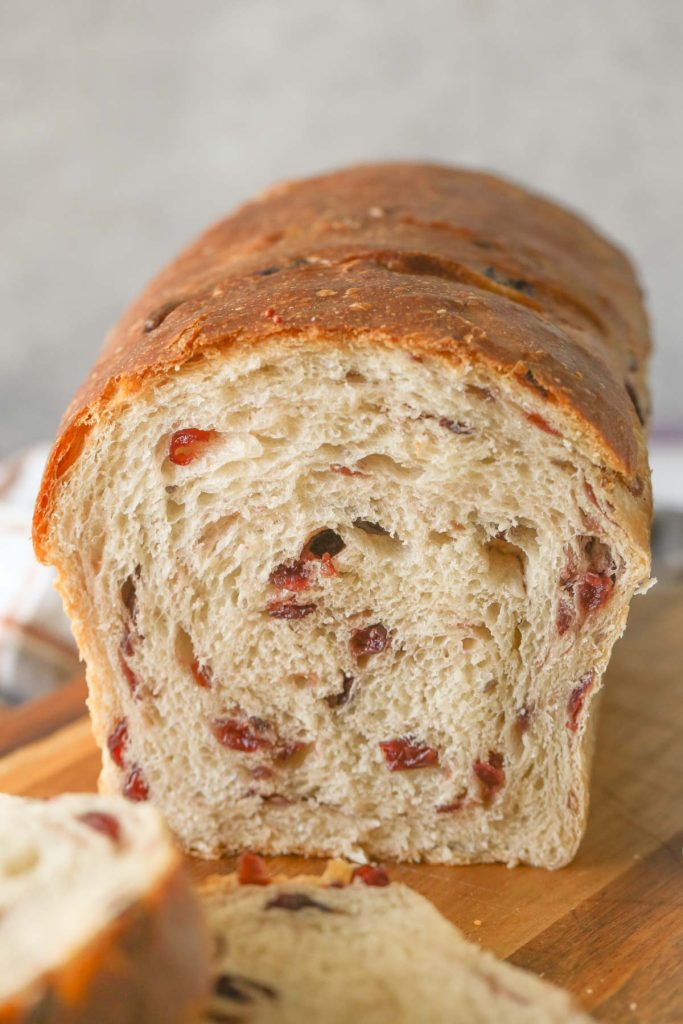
[[45, 340, 649, 867], [199, 856, 593, 1022], [0, 793, 208, 1022]]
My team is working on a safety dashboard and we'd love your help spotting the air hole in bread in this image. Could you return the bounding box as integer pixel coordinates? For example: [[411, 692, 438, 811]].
[[353, 518, 390, 537], [302, 529, 346, 559], [354, 454, 421, 479], [165, 495, 185, 524], [345, 369, 366, 383], [486, 540, 527, 595], [428, 529, 458, 547]]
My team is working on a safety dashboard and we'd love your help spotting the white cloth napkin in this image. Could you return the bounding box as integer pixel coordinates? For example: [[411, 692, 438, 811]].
[[0, 446, 80, 705]]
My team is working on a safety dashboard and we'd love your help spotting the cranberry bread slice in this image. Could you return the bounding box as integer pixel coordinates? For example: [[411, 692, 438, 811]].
[[199, 854, 592, 1023], [0, 793, 209, 1023], [33, 163, 652, 868]]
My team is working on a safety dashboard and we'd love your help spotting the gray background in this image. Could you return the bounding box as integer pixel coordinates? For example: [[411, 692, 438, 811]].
[[1, 0, 681, 455]]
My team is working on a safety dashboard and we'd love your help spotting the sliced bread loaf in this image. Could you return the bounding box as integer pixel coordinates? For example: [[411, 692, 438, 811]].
[[199, 854, 592, 1023]]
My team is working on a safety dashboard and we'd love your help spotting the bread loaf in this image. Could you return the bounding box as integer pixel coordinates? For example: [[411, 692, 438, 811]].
[[199, 854, 593, 1022], [33, 163, 652, 868], [0, 792, 208, 1022]]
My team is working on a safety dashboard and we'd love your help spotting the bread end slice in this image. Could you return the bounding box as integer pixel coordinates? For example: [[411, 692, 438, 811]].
[[198, 853, 593, 1023], [0, 793, 210, 1023]]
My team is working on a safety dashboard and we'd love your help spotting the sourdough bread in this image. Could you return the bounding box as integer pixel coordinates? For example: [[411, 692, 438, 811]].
[[0, 792, 209, 1023], [33, 164, 652, 867]]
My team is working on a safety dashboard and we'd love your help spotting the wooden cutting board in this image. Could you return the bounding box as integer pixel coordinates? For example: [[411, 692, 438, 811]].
[[1, 585, 681, 1023]]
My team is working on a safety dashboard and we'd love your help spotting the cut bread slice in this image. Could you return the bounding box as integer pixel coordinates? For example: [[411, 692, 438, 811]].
[[198, 854, 593, 1023], [0, 792, 209, 1023], [34, 164, 653, 868]]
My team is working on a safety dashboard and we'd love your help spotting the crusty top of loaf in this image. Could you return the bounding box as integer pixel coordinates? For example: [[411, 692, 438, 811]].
[[33, 162, 651, 561]]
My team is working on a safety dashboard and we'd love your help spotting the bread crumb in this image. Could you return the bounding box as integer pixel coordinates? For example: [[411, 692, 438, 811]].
[[473, 919, 481, 927], [316, 289, 337, 297]]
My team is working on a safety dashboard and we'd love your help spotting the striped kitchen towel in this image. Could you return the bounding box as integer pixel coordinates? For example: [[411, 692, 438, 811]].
[[0, 446, 79, 705]]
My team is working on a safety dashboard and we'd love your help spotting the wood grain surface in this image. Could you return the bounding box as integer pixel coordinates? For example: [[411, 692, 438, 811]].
[[0, 585, 681, 1023]]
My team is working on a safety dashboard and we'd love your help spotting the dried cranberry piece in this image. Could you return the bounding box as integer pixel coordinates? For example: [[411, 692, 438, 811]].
[[269, 560, 311, 592], [473, 751, 505, 803], [525, 412, 561, 436], [320, 552, 338, 577], [556, 598, 574, 636], [350, 623, 390, 659], [265, 893, 335, 913], [168, 428, 217, 466], [123, 766, 150, 802], [438, 418, 474, 435], [379, 737, 439, 771], [190, 658, 212, 688], [266, 600, 317, 619], [214, 714, 306, 762], [352, 864, 390, 887], [107, 718, 128, 768], [577, 572, 614, 614], [557, 539, 616, 632], [237, 850, 271, 886], [213, 717, 274, 753], [77, 811, 122, 843], [325, 673, 354, 708], [515, 707, 531, 734], [567, 672, 594, 732]]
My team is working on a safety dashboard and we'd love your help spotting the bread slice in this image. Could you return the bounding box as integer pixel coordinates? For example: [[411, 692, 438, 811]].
[[33, 163, 652, 867], [199, 854, 592, 1023], [0, 792, 209, 1022]]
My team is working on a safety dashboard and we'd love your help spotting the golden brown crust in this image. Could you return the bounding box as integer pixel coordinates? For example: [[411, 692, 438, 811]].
[[0, 861, 210, 1024], [33, 162, 651, 562]]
